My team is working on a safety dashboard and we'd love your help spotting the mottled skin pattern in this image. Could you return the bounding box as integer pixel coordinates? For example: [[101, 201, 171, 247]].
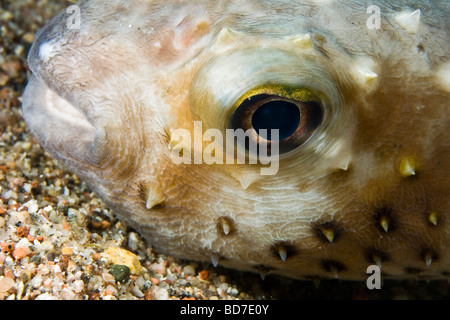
[[22, 0, 449, 280]]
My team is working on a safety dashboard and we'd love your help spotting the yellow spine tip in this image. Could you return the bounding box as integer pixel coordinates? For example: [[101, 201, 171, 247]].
[[293, 34, 312, 49], [424, 252, 433, 267], [330, 266, 339, 279], [399, 156, 416, 177], [321, 228, 335, 243], [428, 212, 438, 226], [380, 216, 390, 232], [278, 247, 288, 262]]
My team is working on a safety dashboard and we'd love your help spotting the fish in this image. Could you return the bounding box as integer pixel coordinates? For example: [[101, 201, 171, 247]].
[[22, 0, 450, 280]]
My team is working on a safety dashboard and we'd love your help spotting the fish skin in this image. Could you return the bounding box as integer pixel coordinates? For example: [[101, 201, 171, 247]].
[[22, 0, 450, 280]]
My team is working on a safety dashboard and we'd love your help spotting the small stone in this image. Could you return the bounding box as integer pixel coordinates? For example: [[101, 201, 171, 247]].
[[72, 280, 85, 293], [103, 247, 142, 275], [16, 238, 32, 249], [61, 246, 73, 255], [104, 285, 118, 297], [43, 278, 53, 287], [101, 272, 116, 284], [9, 211, 31, 225], [218, 275, 227, 283], [35, 293, 58, 300], [61, 288, 81, 300], [230, 288, 239, 297], [0, 277, 15, 293], [3, 189, 17, 200], [16, 226, 30, 237], [1, 11, 13, 21], [183, 265, 196, 276], [127, 232, 144, 252], [24, 200, 39, 214], [1, 59, 23, 79], [1, 242, 14, 254], [4, 269, 14, 279], [16, 281, 25, 300], [199, 270, 211, 281], [148, 286, 170, 300], [22, 183, 32, 192], [130, 283, 145, 298], [12, 246, 29, 260], [109, 264, 131, 283], [148, 262, 166, 276], [22, 32, 35, 44], [0, 74, 7, 88]]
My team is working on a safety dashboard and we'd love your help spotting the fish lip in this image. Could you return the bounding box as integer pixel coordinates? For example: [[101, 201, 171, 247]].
[[23, 75, 93, 130], [22, 74, 103, 167]]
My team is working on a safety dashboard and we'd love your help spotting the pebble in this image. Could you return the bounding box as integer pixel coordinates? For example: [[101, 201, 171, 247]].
[[109, 264, 131, 283], [16, 281, 25, 300], [12, 246, 28, 260], [105, 285, 118, 297], [103, 247, 142, 275], [148, 262, 166, 276], [22, 32, 34, 44], [0, 277, 15, 293], [9, 210, 31, 225], [130, 283, 145, 298], [0, 216, 5, 228], [199, 270, 211, 281], [61, 288, 81, 300], [101, 272, 116, 284], [61, 246, 73, 255], [183, 265, 196, 276], [16, 226, 30, 237], [30, 275, 43, 288], [127, 232, 145, 252], [24, 200, 39, 214], [1, 242, 14, 255], [1, 58, 23, 79], [148, 286, 170, 300], [35, 293, 58, 300]]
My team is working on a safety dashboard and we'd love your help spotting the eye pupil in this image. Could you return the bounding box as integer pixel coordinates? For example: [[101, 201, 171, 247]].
[[251, 100, 300, 140], [230, 93, 322, 154]]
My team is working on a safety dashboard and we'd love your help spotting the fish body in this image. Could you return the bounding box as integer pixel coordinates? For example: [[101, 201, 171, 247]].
[[23, 0, 450, 280]]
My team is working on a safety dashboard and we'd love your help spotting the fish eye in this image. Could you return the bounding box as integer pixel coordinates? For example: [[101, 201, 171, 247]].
[[190, 48, 338, 158], [230, 89, 323, 154]]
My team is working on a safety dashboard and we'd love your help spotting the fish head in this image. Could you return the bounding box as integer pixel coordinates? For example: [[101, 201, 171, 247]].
[[22, 0, 450, 280]]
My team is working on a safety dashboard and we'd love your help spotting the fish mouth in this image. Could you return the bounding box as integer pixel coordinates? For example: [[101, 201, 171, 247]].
[[22, 75, 102, 167], [24, 75, 94, 133]]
